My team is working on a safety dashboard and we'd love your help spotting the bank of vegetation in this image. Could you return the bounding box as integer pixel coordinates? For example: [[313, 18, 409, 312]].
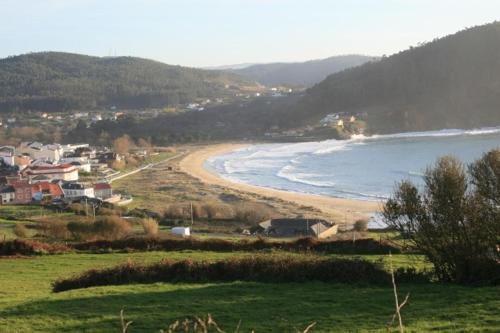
[[0, 52, 256, 112]]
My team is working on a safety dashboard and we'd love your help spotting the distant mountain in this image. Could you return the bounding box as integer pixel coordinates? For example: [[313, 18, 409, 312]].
[[204, 63, 258, 70], [230, 55, 378, 87], [0, 52, 256, 112], [292, 22, 500, 133]]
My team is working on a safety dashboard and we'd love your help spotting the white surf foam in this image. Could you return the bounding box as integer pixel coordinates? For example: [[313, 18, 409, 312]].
[[369, 126, 500, 141], [277, 165, 336, 188]]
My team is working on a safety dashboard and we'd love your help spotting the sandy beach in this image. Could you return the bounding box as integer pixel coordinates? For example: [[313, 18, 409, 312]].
[[179, 143, 382, 225]]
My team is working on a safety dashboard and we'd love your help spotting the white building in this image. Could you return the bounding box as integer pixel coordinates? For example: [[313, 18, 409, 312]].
[[23, 164, 79, 183], [18, 142, 64, 162], [61, 182, 95, 199], [171, 227, 190, 236], [0, 146, 16, 166], [93, 182, 113, 199], [60, 157, 91, 173]]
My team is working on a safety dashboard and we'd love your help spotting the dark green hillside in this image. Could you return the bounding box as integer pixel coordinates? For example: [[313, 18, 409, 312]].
[[294, 22, 500, 132], [0, 52, 256, 112], [231, 55, 376, 87]]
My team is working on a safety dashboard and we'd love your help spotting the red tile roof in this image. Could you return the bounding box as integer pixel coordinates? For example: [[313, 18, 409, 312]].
[[32, 182, 64, 196], [93, 182, 112, 190], [28, 164, 74, 171]]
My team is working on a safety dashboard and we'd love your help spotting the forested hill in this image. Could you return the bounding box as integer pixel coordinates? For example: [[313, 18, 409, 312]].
[[0, 52, 257, 112], [293, 22, 500, 133], [230, 55, 377, 87]]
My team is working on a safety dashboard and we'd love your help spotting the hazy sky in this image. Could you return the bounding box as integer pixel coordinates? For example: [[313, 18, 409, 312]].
[[1, 0, 499, 67]]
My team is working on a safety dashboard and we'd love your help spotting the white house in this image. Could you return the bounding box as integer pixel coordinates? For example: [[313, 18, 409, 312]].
[[0, 185, 16, 204], [60, 157, 91, 173], [69, 161, 91, 173], [93, 182, 113, 199], [61, 182, 95, 199], [23, 164, 79, 183], [0, 146, 16, 166], [18, 142, 63, 162]]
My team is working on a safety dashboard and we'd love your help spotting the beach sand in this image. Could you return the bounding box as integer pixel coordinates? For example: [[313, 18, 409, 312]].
[[179, 143, 382, 226]]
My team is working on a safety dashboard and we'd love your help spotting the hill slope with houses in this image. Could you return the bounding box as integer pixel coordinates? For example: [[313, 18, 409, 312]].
[[0, 142, 130, 205]]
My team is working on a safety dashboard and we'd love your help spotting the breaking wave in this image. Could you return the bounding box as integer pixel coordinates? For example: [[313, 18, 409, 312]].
[[206, 126, 500, 202], [277, 165, 336, 188]]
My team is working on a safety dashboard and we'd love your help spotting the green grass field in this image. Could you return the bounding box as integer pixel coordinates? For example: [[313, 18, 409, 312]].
[[0, 205, 498, 332], [0, 251, 498, 332]]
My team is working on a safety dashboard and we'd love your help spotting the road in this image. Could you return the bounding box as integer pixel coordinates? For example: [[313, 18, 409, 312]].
[[107, 151, 187, 183]]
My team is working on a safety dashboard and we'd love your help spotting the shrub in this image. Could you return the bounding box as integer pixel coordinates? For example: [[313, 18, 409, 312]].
[[13, 224, 28, 238], [97, 207, 119, 216], [0, 239, 70, 256], [73, 236, 401, 254], [154, 147, 176, 153], [68, 216, 132, 241], [233, 203, 273, 223], [141, 218, 159, 236], [53, 256, 391, 292], [353, 219, 368, 232], [163, 204, 188, 220], [69, 203, 88, 216], [43, 221, 70, 240], [384, 151, 500, 284]]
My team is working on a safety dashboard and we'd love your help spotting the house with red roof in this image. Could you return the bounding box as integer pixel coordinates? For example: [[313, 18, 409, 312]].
[[10, 181, 33, 204], [23, 164, 78, 183], [93, 182, 113, 199], [32, 182, 64, 202]]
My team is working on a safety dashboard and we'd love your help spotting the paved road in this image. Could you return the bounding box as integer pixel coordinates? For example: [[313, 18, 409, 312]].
[[107, 151, 188, 183]]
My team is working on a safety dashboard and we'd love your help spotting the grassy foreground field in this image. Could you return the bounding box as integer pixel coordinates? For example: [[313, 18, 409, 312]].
[[0, 251, 499, 332]]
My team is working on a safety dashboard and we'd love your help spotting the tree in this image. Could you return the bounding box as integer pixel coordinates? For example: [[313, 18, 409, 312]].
[[113, 134, 135, 155], [383, 152, 500, 284]]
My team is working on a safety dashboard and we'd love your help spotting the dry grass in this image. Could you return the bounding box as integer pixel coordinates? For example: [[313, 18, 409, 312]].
[[13, 224, 28, 238], [112, 152, 327, 227], [141, 218, 159, 236], [120, 309, 315, 333], [67, 216, 132, 241]]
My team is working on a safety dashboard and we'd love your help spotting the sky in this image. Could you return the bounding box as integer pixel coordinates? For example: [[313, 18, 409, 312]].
[[1, 0, 499, 67]]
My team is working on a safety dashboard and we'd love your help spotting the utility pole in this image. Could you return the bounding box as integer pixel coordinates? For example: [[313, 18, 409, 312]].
[[85, 198, 88, 216], [190, 202, 194, 226]]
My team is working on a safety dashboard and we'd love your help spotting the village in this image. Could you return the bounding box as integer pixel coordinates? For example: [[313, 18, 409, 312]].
[[0, 141, 132, 207]]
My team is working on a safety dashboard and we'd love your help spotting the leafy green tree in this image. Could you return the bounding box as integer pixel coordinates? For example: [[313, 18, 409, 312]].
[[383, 151, 500, 284]]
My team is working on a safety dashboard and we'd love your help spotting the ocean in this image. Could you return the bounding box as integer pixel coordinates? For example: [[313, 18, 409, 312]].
[[205, 127, 500, 203]]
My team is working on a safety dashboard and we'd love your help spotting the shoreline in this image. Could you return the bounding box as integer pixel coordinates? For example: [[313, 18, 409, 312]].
[[178, 143, 382, 226]]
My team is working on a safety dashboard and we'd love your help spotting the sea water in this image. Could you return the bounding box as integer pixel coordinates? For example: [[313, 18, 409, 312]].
[[206, 127, 500, 203]]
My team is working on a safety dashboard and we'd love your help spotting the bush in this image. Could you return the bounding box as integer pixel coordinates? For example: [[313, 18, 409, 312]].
[[13, 224, 29, 238], [74, 236, 401, 254], [163, 204, 188, 220], [141, 218, 159, 236], [384, 151, 500, 284], [233, 203, 273, 223], [43, 221, 70, 240], [68, 203, 88, 216], [53, 256, 391, 292], [0, 239, 70, 256], [353, 219, 368, 232], [96, 207, 119, 216], [67, 216, 132, 241]]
